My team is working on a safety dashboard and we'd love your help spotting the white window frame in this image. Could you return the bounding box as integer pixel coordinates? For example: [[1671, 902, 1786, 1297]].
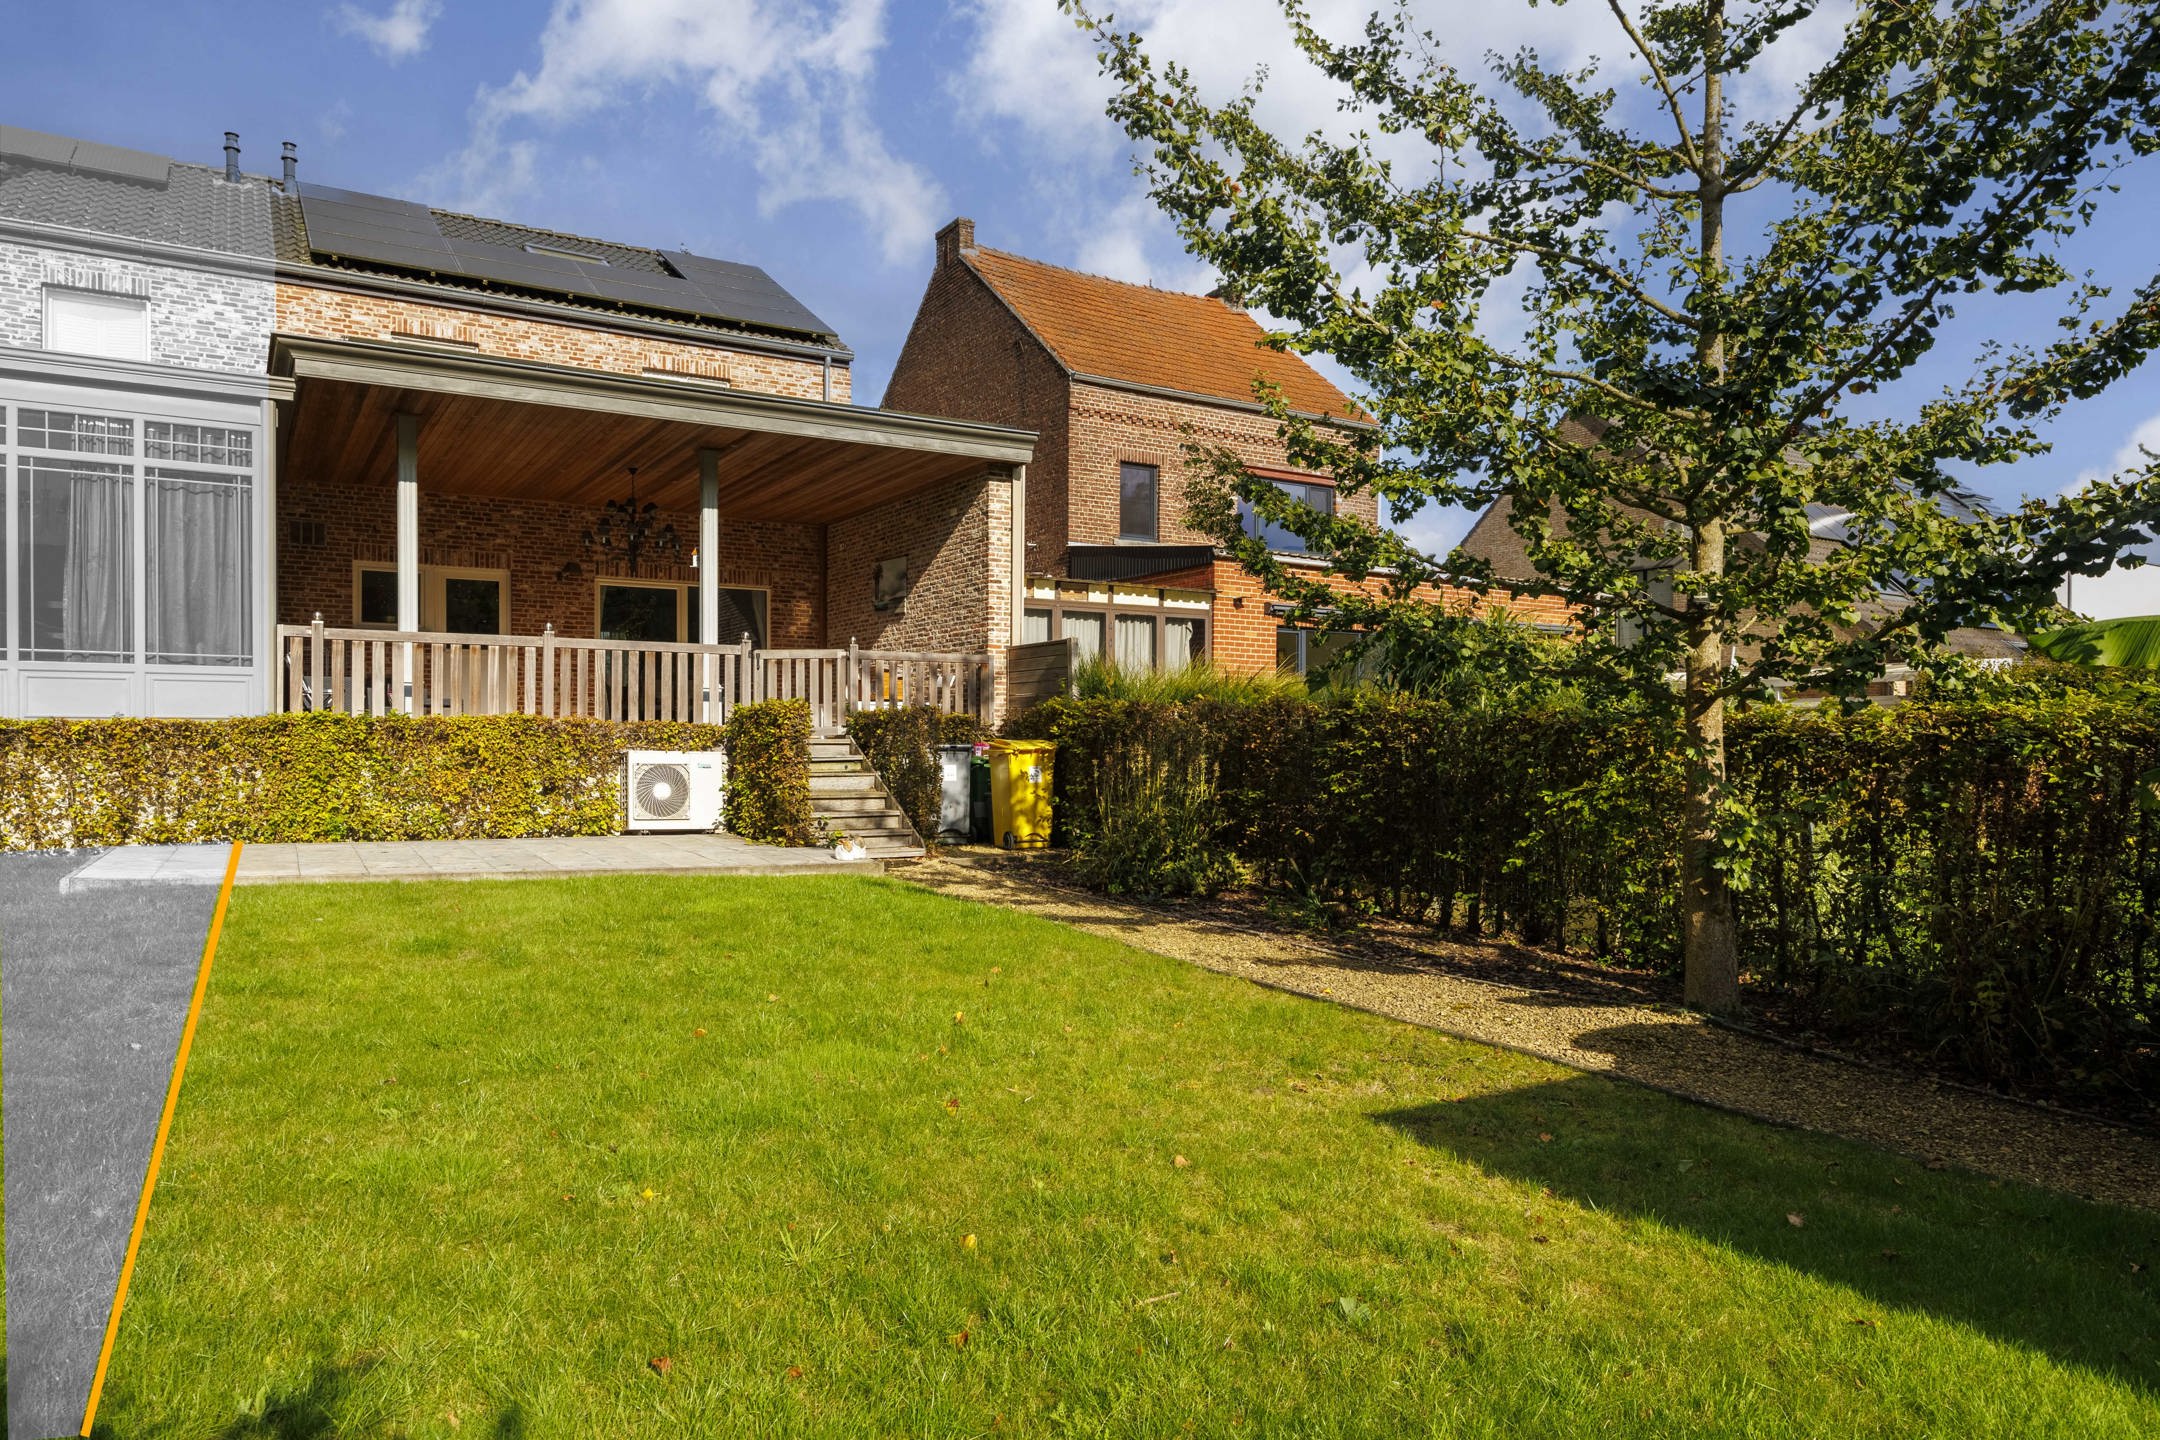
[[43, 286, 151, 362]]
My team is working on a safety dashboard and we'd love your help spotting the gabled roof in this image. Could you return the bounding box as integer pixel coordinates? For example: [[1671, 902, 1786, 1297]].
[[0, 125, 273, 259], [0, 122, 842, 350], [961, 245, 1360, 420]]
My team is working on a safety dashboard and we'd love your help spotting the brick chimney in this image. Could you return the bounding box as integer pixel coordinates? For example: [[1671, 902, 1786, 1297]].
[[935, 217, 976, 270]]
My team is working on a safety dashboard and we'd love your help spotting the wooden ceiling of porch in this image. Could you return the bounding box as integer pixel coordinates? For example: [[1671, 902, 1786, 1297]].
[[285, 377, 1003, 523]]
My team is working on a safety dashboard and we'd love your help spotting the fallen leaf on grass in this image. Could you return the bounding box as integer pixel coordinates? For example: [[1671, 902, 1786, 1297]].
[[693, 1027, 707, 1038], [951, 1328, 970, 1349], [445, 1412, 459, 1430], [1850, 1317, 1878, 1328], [767, 994, 779, 1002], [1531, 1235, 1550, 1245], [1787, 1212, 1806, 1228], [641, 1187, 656, 1201], [1173, 1154, 1190, 1169], [1330, 1296, 1371, 1324], [649, 1356, 673, 1375], [954, 1010, 966, 1024], [963, 1234, 978, 1250], [945, 1096, 961, 1114], [1537, 1133, 1553, 1143], [786, 1365, 804, 1380]]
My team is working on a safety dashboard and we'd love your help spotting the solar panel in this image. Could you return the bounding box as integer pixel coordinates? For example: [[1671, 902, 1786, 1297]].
[[296, 182, 838, 340], [0, 126, 169, 186]]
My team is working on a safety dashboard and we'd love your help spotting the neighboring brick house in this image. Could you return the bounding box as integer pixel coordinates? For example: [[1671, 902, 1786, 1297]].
[[885, 218, 1568, 678], [0, 125, 1032, 722]]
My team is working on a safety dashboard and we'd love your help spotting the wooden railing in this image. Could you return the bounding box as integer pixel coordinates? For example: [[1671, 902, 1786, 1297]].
[[275, 619, 996, 728]]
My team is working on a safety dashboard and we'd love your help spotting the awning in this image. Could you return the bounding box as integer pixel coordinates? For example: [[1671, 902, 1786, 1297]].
[[1065, 544, 1217, 583], [270, 334, 1036, 524]]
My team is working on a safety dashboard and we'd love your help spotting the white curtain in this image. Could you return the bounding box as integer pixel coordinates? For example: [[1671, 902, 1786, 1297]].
[[23, 459, 132, 662], [1115, 613, 1156, 670], [146, 469, 249, 664]]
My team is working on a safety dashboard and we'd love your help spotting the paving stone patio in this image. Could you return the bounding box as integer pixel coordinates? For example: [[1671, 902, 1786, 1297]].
[[50, 835, 872, 888]]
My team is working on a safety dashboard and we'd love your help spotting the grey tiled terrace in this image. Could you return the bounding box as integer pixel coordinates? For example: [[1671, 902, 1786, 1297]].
[[234, 834, 878, 884]]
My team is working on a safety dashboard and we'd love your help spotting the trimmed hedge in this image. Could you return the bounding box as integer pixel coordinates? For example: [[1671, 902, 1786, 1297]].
[[844, 706, 985, 842], [721, 699, 816, 845], [0, 711, 812, 849], [1014, 691, 2160, 1104]]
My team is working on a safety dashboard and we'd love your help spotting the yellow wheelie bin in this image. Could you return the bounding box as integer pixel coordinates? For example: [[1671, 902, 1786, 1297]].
[[987, 739, 1055, 850]]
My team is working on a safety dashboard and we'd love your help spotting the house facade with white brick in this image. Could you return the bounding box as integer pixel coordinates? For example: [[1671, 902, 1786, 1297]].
[[0, 125, 1034, 725]]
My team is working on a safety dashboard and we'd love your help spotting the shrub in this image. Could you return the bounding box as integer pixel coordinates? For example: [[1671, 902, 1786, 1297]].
[[0, 714, 728, 849], [720, 700, 815, 845], [844, 706, 984, 843], [1016, 688, 2160, 1105], [1071, 654, 1308, 704]]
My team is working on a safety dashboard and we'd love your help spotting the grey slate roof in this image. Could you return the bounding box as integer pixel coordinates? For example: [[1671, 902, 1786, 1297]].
[[0, 125, 273, 259], [2, 122, 842, 349]]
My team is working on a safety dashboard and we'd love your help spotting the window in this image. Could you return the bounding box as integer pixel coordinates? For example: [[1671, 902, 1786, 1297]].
[[1277, 625, 1375, 690], [1062, 609, 1105, 663], [6, 405, 257, 674], [1240, 478, 1336, 555], [1119, 462, 1158, 541], [44, 289, 149, 361], [1114, 612, 1157, 669], [595, 581, 767, 646], [1164, 615, 1206, 669], [18, 458, 134, 662], [146, 466, 250, 664], [1028, 596, 1208, 672], [353, 563, 509, 634]]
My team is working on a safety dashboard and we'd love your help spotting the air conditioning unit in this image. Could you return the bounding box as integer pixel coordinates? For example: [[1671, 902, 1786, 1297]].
[[624, 750, 724, 833]]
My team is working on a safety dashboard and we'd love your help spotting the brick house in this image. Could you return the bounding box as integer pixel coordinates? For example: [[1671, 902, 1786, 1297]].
[[0, 126, 1031, 724], [885, 219, 1569, 679]]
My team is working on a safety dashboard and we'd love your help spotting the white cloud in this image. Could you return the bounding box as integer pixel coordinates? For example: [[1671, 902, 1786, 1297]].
[[334, 0, 441, 63], [2062, 413, 2160, 619], [441, 0, 940, 264]]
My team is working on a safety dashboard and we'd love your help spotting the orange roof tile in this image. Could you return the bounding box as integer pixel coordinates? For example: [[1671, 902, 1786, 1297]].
[[963, 247, 1360, 420]]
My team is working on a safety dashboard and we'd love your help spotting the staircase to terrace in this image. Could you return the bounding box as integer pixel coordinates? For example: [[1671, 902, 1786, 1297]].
[[808, 735, 925, 860]]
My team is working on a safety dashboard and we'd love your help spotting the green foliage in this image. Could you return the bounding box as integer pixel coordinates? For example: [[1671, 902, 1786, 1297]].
[[721, 700, 815, 845], [1036, 699, 1241, 898], [1071, 654, 1309, 704], [845, 706, 985, 842], [2031, 615, 2160, 669], [1076, 0, 2160, 1005], [0, 714, 726, 850], [1361, 607, 1593, 709], [1026, 689, 2160, 1103]]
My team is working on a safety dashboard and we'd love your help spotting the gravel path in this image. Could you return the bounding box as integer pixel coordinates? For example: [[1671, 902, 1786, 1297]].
[[897, 854, 2160, 1213]]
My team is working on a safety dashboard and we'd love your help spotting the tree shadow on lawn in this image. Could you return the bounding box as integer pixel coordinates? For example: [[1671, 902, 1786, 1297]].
[[87, 1357, 526, 1440], [1376, 1066, 2160, 1396]]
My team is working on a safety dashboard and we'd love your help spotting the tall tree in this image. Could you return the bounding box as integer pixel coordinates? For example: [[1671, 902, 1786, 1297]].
[[1073, 0, 2160, 1011]]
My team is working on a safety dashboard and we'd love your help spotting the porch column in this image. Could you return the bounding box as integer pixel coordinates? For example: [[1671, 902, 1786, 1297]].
[[698, 447, 721, 721], [396, 412, 420, 713]]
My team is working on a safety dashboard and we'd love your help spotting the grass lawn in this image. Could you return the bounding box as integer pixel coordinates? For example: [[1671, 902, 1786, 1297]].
[[96, 874, 2158, 1437]]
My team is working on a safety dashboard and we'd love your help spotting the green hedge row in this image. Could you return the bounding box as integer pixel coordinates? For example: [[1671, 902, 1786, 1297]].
[[722, 700, 816, 845], [1013, 691, 2160, 1104], [0, 709, 813, 849], [844, 706, 986, 842]]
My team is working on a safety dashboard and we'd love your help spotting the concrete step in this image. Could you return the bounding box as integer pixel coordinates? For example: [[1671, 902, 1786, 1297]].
[[815, 807, 914, 832], [814, 794, 907, 816]]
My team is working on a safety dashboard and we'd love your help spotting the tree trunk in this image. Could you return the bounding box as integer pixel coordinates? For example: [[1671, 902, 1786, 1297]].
[[1681, 519, 1741, 1012], [1683, 0, 1741, 1013]]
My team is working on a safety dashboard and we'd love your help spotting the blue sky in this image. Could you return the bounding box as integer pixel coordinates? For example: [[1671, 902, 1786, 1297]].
[[8, 1, 2155, 613]]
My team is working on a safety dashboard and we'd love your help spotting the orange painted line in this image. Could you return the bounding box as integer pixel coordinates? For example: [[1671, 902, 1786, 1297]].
[[80, 839, 242, 1437]]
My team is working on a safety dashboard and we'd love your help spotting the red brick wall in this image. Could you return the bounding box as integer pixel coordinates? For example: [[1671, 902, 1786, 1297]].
[[276, 469, 825, 644], [825, 470, 1002, 652], [1202, 559, 1578, 677], [883, 253, 1070, 577], [275, 283, 845, 402], [1063, 380, 1375, 555]]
